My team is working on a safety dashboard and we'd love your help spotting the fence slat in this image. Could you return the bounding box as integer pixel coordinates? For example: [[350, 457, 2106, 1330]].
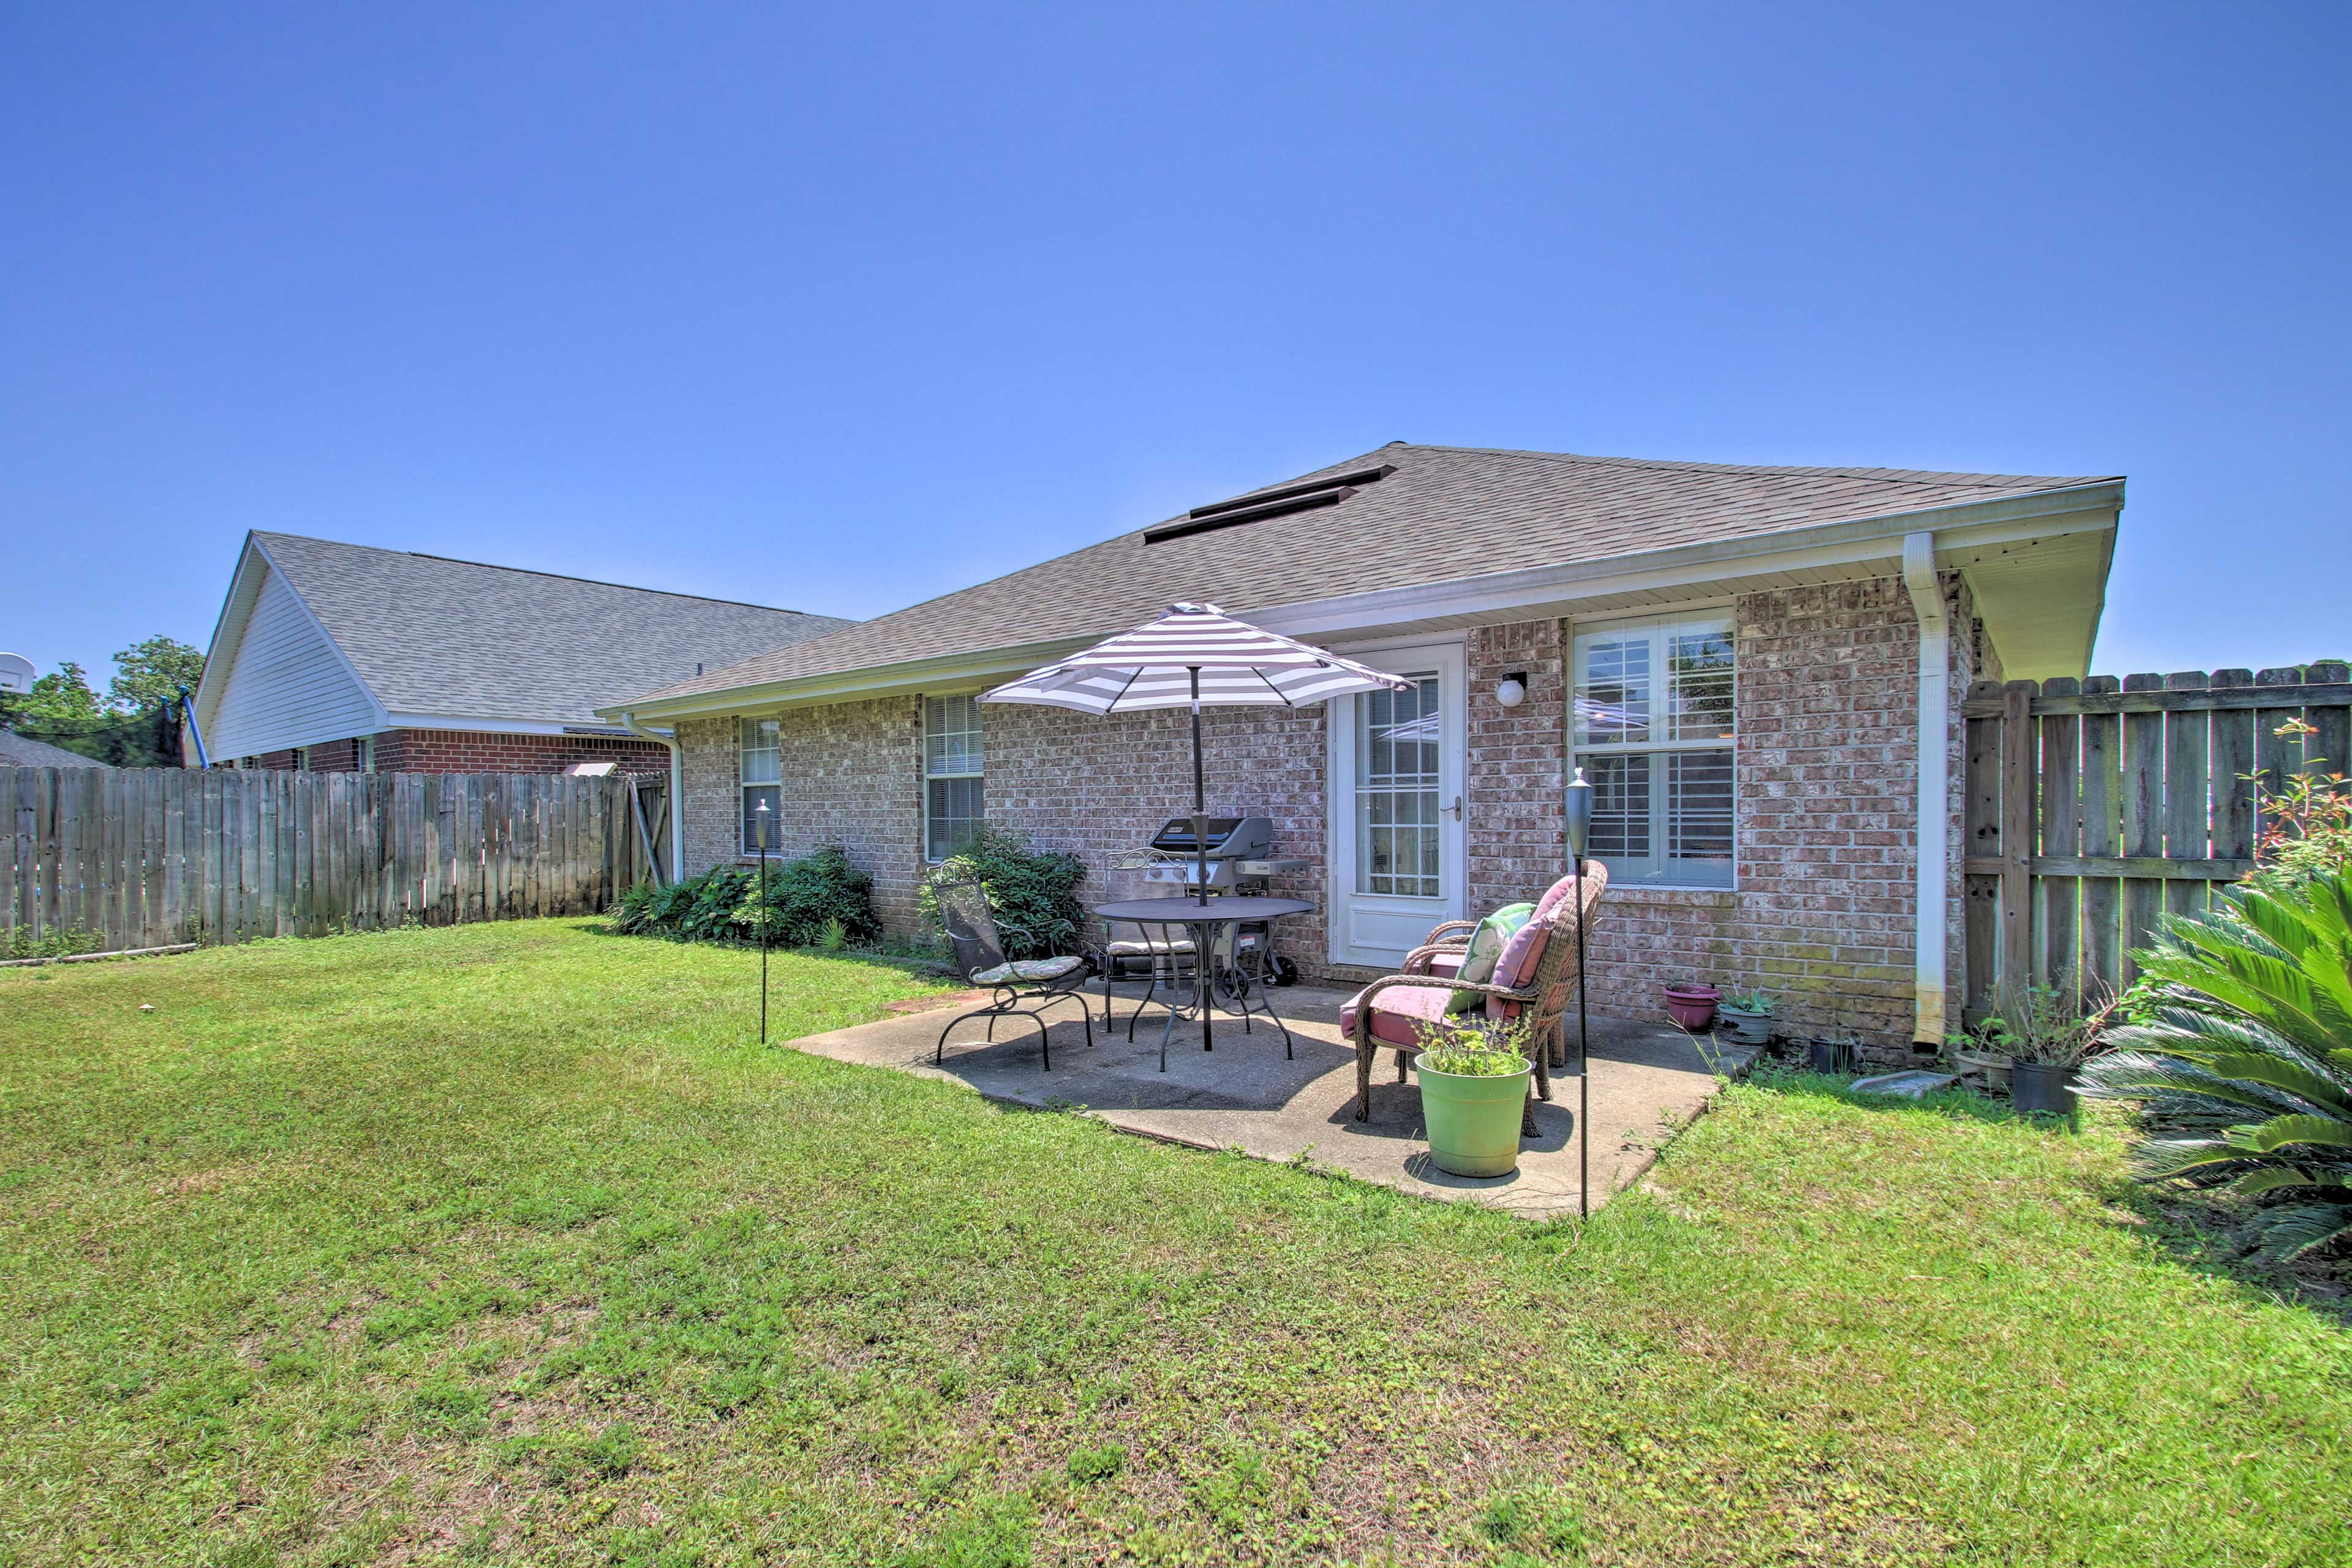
[[2037, 682, 2081, 997], [2119, 674, 2168, 983], [2162, 673, 2211, 921], [2077, 679, 2122, 997]]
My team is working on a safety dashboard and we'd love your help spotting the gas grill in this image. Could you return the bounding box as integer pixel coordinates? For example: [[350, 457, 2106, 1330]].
[[1142, 815, 1285, 890], [1106, 814, 1309, 986]]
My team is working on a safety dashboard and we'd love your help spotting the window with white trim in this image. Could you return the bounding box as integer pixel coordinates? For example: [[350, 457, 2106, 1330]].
[[924, 695, 983, 861], [740, 717, 780, 855], [1572, 612, 1735, 888], [356, 735, 375, 774]]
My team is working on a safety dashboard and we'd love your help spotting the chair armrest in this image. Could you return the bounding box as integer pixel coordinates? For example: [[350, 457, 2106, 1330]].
[[1358, 973, 1536, 1009], [1422, 919, 1479, 944], [1403, 943, 1466, 973]]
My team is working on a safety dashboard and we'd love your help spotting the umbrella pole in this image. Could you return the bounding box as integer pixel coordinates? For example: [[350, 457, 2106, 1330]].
[[1189, 665, 1207, 908]]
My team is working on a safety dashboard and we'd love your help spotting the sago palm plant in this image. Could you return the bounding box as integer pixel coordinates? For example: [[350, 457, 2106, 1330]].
[[2076, 868, 2352, 1262]]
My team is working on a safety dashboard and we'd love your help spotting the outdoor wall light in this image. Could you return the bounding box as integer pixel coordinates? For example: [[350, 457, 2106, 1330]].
[[1496, 673, 1529, 708]]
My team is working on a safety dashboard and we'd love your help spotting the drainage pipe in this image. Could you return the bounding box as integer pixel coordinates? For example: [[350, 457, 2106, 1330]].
[[618, 711, 684, 885], [1900, 532, 1950, 1050]]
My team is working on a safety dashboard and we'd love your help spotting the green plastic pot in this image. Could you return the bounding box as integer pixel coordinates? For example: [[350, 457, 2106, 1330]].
[[1415, 1056, 1533, 1177]]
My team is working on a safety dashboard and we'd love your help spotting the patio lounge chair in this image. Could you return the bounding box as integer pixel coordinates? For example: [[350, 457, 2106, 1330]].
[[933, 880, 1095, 1071], [1339, 864, 1609, 1132]]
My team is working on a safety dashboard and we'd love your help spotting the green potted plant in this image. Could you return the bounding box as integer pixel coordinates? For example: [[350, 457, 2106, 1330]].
[[1716, 986, 1774, 1046], [1975, 981, 2110, 1114], [1412, 1022, 1534, 1178]]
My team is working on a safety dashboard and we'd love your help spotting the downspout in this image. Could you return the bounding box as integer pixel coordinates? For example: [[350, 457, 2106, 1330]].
[[1901, 532, 1950, 1050], [619, 711, 683, 885]]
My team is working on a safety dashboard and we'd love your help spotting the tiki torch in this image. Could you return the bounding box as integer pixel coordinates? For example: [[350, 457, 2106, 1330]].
[[755, 799, 772, 1045], [1564, 766, 1594, 1218]]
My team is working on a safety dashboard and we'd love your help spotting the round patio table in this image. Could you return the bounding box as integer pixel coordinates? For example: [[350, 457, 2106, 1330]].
[[1091, 896, 1314, 1071]]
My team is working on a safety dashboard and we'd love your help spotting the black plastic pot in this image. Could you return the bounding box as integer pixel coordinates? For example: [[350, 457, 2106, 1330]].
[[2011, 1061, 2079, 1116], [1807, 1036, 1858, 1075]]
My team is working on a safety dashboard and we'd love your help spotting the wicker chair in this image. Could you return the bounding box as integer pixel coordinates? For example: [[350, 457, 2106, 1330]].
[[933, 881, 1095, 1071], [1340, 863, 1609, 1133]]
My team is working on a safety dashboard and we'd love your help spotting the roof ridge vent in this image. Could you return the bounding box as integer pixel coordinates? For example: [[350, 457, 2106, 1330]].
[[1145, 463, 1395, 545]]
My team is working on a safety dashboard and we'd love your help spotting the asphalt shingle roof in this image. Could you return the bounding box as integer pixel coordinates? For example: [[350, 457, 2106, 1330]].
[[252, 533, 856, 725], [625, 442, 2117, 707], [0, 729, 113, 768]]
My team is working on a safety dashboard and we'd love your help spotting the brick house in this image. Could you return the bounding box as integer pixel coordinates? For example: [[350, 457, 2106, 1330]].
[[189, 532, 854, 783], [601, 443, 2123, 1056]]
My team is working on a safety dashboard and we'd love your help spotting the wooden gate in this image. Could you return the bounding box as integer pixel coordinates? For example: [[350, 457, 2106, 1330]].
[[1961, 663, 2350, 1016]]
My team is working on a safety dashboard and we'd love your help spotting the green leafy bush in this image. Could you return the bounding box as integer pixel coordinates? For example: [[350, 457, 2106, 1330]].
[[916, 825, 1086, 960], [609, 845, 880, 949], [2076, 869, 2352, 1263], [2, 925, 105, 962]]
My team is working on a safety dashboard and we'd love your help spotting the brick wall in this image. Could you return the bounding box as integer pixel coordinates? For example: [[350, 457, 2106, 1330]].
[[672, 575, 1972, 1055], [232, 729, 671, 775], [1553, 575, 1980, 1059], [679, 699, 927, 932]]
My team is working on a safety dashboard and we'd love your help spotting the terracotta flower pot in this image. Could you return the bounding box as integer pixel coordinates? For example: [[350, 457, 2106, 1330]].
[[1664, 983, 1721, 1031]]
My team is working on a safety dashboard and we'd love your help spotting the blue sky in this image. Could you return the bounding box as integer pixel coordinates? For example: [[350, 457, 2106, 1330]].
[[4, 3, 2346, 687]]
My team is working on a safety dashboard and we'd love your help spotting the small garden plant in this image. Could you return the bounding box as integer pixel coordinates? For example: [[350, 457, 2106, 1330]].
[[1417, 1044, 1529, 1076], [1722, 986, 1772, 1013]]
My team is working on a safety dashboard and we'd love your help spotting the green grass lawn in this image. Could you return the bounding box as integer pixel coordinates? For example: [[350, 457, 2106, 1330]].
[[2, 921, 2346, 1567]]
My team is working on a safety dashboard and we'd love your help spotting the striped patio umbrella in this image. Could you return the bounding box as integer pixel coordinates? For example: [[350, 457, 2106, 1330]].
[[981, 603, 1412, 904]]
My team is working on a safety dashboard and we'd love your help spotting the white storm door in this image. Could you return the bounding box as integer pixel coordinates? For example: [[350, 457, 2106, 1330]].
[[1328, 640, 1466, 968]]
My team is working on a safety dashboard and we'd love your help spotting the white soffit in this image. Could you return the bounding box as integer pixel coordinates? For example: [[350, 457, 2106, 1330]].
[[1942, 524, 2114, 683]]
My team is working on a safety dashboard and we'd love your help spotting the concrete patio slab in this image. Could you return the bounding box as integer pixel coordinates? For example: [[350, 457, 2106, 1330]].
[[791, 981, 1752, 1218]]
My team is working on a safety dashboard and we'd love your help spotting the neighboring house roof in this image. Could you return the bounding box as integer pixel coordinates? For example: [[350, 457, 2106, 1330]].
[[611, 440, 2123, 717], [194, 532, 856, 759], [0, 729, 114, 768]]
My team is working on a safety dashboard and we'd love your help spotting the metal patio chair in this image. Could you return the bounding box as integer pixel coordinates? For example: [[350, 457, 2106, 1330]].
[[933, 880, 1095, 1071]]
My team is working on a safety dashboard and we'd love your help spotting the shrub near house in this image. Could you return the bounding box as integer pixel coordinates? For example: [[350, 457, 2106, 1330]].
[[611, 845, 881, 948]]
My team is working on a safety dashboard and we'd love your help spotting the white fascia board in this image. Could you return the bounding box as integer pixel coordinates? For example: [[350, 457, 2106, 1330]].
[[191, 536, 270, 733], [1251, 483, 2124, 641], [594, 639, 1102, 724], [382, 712, 627, 737], [242, 537, 396, 734], [600, 481, 2124, 722]]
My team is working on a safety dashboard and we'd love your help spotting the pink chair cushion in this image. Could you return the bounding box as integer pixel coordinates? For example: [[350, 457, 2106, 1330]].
[[1528, 870, 1582, 925], [1340, 981, 1481, 1047], [1427, 951, 1464, 977], [1490, 917, 1553, 992]]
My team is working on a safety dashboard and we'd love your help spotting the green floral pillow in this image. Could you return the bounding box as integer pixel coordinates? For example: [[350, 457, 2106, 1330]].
[[1449, 902, 1535, 1012]]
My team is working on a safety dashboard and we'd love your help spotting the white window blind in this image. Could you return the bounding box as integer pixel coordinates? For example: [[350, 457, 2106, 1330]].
[[1572, 612, 1735, 888], [740, 717, 781, 854], [924, 695, 983, 861]]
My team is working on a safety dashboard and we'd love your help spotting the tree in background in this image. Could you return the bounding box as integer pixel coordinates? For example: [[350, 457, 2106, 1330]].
[[17, 662, 105, 722], [107, 636, 205, 713], [0, 639, 202, 766]]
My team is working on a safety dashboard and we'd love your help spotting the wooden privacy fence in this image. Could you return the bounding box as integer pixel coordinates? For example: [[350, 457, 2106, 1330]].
[[1962, 662, 2351, 1015], [3, 766, 668, 956]]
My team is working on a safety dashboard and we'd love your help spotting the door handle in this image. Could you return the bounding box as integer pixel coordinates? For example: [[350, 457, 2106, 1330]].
[[1442, 796, 1462, 820]]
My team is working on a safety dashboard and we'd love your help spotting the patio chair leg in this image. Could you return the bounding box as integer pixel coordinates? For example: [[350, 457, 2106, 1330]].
[[1355, 1041, 1373, 1122]]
